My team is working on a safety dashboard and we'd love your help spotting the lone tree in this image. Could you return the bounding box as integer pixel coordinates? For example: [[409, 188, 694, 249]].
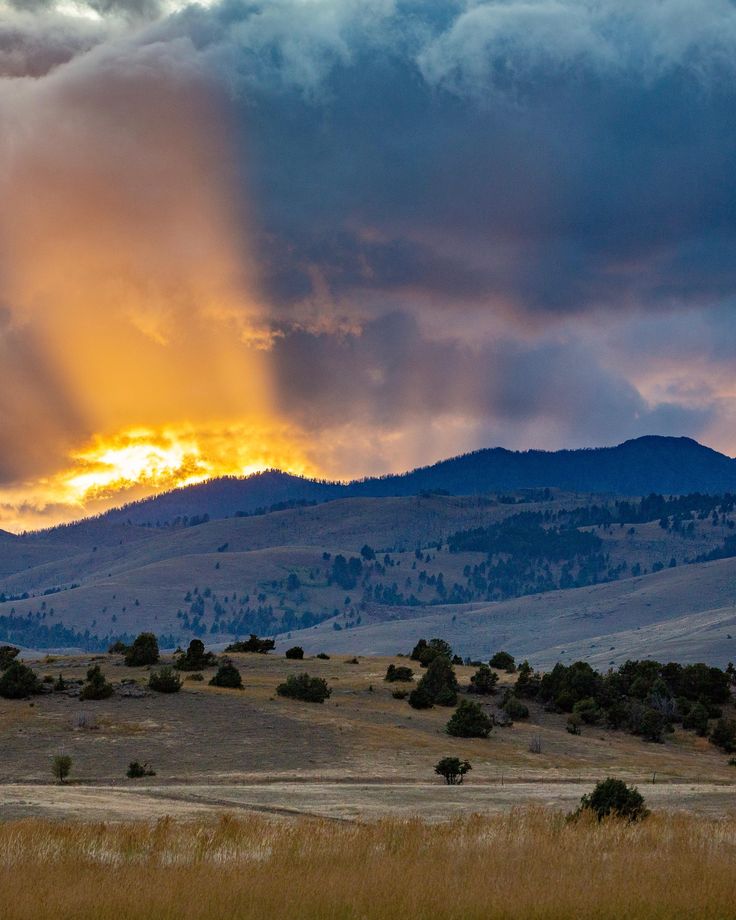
[[489, 651, 516, 672], [127, 761, 156, 778], [51, 754, 72, 784], [79, 664, 114, 701], [415, 655, 458, 707], [124, 633, 159, 667], [434, 757, 472, 785], [468, 664, 499, 695], [577, 778, 648, 822], [285, 646, 304, 660], [0, 660, 41, 699], [277, 673, 331, 703], [209, 660, 243, 689], [149, 666, 182, 693], [174, 639, 217, 671], [446, 700, 493, 738]]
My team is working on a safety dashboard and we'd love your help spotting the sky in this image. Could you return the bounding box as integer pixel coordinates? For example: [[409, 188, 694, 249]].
[[2, 0, 736, 530]]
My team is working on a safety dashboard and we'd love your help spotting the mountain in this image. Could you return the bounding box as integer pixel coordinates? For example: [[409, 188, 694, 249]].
[[47, 435, 736, 532]]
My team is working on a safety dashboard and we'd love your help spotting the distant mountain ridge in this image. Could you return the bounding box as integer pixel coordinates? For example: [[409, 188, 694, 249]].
[[36, 435, 736, 534]]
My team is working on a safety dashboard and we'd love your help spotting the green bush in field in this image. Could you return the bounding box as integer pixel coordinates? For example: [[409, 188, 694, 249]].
[[577, 778, 648, 822], [124, 633, 159, 667], [79, 664, 114, 701], [434, 757, 472, 785], [385, 664, 414, 682], [209, 661, 243, 689], [149, 666, 182, 693], [446, 700, 493, 738], [277, 673, 331, 703], [51, 754, 72, 784], [0, 661, 41, 699]]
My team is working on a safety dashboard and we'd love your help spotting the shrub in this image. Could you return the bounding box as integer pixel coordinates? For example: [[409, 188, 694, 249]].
[[468, 664, 498, 695], [572, 697, 602, 725], [277, 673, 331, 703], [710, 718, 736, 753], [225, 635, 275, 654], [411, 638, 453, 667], [149, 666, 182, 693], [174, 639, 217, 671], [127, 761, 156, 778], [124, 633, 159, 667], [502, 696, 529, 720], [392, 689, 409, 700], [0, 645, 20, 670], [51, 754, 72, 784], [489, 651, 516, 672], [209, 661, 243, 689], [107, 640, 128, 655], [434, 757, 472, 785], [577, 778, 649, 822], [682, 701, 710, 736], [285, 646, 304, 660], [79, 665, 114, 701], [417, 656, 458, 707], [446, 700, 493, 738], [385, 664, 414, 683], [316, 653, 330, 660], [0, 661, 41, 699], [54, 674, 66, 692], [566, 714, 582, 735], [408, 686, 434, 709]]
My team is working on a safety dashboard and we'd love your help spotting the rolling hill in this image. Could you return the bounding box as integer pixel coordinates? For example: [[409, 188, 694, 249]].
[[32, 435, 736, 531], [2, 435, 736, 663]]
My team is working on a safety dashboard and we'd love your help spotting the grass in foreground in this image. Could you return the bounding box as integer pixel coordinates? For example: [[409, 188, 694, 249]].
[[1, 809, 735, 919]]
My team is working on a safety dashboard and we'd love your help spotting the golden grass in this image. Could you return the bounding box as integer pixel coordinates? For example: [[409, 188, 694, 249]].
[[1, 809, 734, 919]]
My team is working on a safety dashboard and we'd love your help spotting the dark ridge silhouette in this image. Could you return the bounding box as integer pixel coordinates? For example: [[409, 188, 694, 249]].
[[23, 436, 736, 536]]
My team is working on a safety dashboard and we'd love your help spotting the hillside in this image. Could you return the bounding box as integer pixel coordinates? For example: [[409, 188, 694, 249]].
[[27, 435, 736, 531], [2, 485, 736, 663]]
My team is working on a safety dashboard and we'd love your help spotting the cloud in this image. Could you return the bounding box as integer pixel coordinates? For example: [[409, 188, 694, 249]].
[[2, 0, 736, 526]]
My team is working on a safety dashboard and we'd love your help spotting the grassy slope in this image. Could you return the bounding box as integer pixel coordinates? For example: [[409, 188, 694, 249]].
[[1, 492, 736, 663]]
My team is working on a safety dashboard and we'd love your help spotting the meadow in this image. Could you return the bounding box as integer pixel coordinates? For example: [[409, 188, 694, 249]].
[[1, 809, 735, 920]]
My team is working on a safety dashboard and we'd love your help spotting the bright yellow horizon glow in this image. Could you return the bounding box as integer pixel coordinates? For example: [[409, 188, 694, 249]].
[[0, 422, 322, 532]]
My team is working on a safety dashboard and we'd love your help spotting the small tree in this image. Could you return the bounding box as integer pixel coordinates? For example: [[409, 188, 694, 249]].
[[385, 664, 414, 683], [127, 761, 156, 778], [124, 633, 159, 667], [710, 718, 736, 753], [51, 754, 72, 784], [285, 646, 304, 660], [468, 664, 498, 695], [0, 660, 40, 699], [434, 757, 472, 785], [149, 666, 182, 693], [277, 673, 331, 703], [577, 778, 648, 822], [108, 640, 128, 654], [411, 638, 453, 667], [79, 664, 114, 701], [174, 639, 216, 671], [502, 696, 529, 720], [490, 651, 516, 672], [0, 645, 20, 670], [682, 701, 710, 736], [408, 686, 433, 709], [417, 655, 458, 707], [209, 661, 243, 689], [446, 700, 493, 738]]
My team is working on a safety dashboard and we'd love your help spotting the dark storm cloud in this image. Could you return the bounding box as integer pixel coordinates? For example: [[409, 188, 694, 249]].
[[270, 311, 713, 445]]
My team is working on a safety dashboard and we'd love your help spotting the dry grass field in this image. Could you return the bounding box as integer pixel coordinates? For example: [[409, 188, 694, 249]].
[[1, 810, 736, 920], [1, 651, 735, 822]]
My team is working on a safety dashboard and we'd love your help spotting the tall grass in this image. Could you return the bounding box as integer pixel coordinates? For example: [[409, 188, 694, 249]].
[[1, 809, 735, 919]]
